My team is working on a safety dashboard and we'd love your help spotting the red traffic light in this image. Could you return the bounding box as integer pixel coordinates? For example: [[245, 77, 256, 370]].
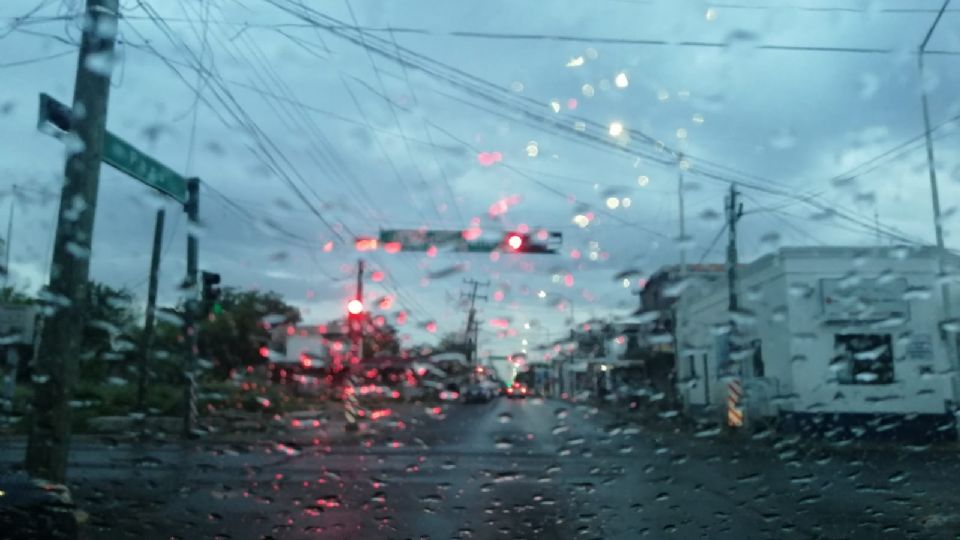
[[347, 299, 364, 315], [505, 233, 524, 251]]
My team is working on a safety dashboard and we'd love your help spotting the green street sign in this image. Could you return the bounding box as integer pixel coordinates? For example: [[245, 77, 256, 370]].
[[379, 229, 463, 251], [102, 133, 187, 203], [38, 93, 188, 204], [376, 229, 561, 253]]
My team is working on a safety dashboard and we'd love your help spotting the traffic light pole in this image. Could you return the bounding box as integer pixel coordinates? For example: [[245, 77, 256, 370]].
[[137, 208, 165, 413], [344, 259, 364, 432], [25, 0, 119, 482], [182, 178, 200, 438]]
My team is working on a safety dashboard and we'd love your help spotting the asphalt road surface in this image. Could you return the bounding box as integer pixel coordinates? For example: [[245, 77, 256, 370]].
[[3, 398, 959, 539]]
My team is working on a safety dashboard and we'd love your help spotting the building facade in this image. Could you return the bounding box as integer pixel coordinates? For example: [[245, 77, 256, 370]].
[[677, 246, 960, 440]]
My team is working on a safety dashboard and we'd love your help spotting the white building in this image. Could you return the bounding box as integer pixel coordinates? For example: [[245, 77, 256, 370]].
[[677, 246, 960, 440]]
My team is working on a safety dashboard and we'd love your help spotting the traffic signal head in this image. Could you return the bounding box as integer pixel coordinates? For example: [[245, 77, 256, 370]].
[[505, 233, 524, 251], [202, 271, 221, 298], [501, 231, 561, 254], [201, 271, 222, 315], [347, 299, 364, 316]]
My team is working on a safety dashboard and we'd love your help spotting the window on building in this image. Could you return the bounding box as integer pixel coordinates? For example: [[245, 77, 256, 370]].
[[834, 334, 894, 385], [751, 339, 764, 377]]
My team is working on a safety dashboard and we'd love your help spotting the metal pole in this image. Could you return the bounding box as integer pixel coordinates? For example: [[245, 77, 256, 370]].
[[25, 0, 118, 482], [344, 259, 364, 432], [182, 178, 199, 438], [137, 209, 165, 413]]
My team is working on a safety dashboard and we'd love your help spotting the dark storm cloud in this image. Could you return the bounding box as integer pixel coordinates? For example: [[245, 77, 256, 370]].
[[1, 0, 959, 354]]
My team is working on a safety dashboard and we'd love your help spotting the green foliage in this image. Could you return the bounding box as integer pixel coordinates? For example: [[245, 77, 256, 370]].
[[0, 286, 35, 305], [436, 331, 467, 354], [78, 282, 139, 382], [198, 288, 301, 378], [323, 316, 401, 359]]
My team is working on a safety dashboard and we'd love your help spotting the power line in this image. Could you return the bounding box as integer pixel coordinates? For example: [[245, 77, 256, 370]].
[[0, 49, 73, 68], [127, 1, 349, 243], [126, 1, 956, 251], [697, 223, 727, 264], [117, 14, 960, 56], [261, 1, 923, 247], [342, 0, 444, 222]]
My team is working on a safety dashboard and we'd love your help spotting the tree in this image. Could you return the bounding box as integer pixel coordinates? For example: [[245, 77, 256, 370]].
[[78, 282, 138, 381], [436, 331, 467, 354], [0, 286, 34, 305], [198, 287, 301, 378], [322, 316, 401, 359]]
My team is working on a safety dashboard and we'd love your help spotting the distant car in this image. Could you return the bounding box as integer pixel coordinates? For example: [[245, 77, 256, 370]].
[[438, 382, 461, 402], [463, 384, 490, 404], [505, 382, 528, 399]]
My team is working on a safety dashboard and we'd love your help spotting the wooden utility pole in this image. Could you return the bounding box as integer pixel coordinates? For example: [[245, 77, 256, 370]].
[[137, 209, 165, 413], [25, 0, 119, 482], [725, 183, 742, 315], [461, 279, 489, 365]]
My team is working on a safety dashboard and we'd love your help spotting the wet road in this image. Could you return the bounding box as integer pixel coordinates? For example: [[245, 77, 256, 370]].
[[3, 397, 959, 539]]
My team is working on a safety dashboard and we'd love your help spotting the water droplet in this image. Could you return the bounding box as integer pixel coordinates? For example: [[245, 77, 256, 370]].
[[84, 51, 117, 76], [494, 438, 513, 450], [497, 413, 512, 424]]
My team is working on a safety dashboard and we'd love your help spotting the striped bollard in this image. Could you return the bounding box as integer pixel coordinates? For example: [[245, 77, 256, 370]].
[[726, 378, 744, 427]]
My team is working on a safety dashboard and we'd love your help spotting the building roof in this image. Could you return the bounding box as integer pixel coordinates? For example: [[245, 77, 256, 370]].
[[743, 245, 960, 280], [648, 263, 726, 278]]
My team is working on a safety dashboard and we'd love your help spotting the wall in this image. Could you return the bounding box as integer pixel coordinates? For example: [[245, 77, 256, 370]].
[[679, 247, 960, 419], [283, 334, 328, 365], [781, 249, 955, 416]]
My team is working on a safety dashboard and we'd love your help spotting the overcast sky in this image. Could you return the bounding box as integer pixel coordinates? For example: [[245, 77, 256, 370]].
[[1, 0, 959, 359]]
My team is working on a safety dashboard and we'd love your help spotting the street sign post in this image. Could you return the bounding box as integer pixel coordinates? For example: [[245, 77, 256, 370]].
[[38, 91, 203, 440], [38, 93, 188, 203]]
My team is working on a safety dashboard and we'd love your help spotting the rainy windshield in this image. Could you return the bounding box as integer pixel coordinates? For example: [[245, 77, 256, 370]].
[[2, 1, 960, 539]]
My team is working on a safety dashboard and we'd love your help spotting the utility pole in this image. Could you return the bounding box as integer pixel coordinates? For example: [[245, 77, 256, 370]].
[[874, 207, 881, 245], [674, 153, 688, 393], [4, 185, 15, 286], [725, 183, 743, 316], [182, 178, 200, 438], [724, 183, 745, 429], [137, 209, 165, 413], [918, 0, 958, 408], [461, 279, 489, 365], [25, 0, 118, 482]]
